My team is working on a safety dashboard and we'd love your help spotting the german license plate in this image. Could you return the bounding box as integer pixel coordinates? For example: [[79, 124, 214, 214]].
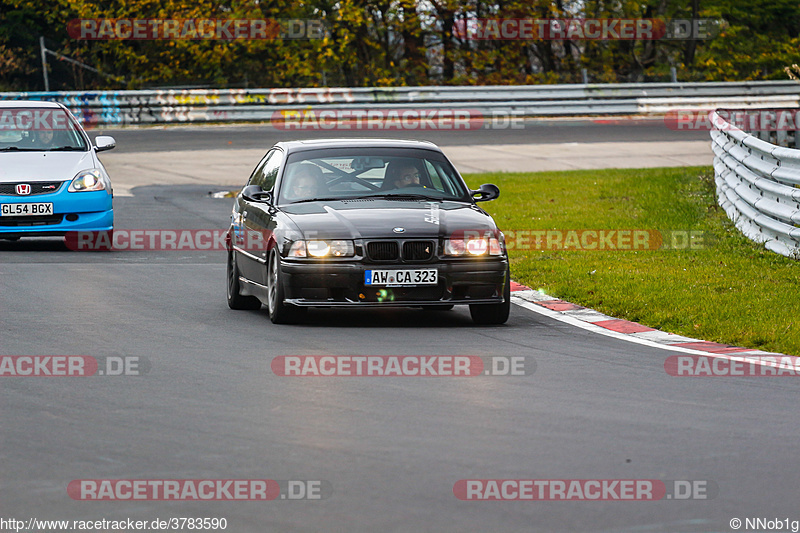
[[365, 269, 437, 286], [0, 203, 54, 216]]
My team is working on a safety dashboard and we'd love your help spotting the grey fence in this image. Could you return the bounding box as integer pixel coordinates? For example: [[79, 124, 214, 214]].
[[1, 81, 799, 126], [711, 110, 800, 259]]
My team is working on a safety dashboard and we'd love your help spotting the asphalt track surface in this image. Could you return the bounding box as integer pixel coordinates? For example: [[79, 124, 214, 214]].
[[2, 124, 798, 533]]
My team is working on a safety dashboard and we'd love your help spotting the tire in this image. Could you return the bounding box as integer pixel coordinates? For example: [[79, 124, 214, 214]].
[[267, 250, 306, 324], [469, 269, 511, 325], [227, 250, 261, 310]]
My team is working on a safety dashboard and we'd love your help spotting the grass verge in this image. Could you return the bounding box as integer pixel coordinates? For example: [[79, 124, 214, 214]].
[[464, 166, 799, 356]]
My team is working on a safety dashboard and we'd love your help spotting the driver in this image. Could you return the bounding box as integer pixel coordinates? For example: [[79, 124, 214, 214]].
[[285, 163, 325, 199], [384, 162, 421, 189], [32, 129, 55, 148]]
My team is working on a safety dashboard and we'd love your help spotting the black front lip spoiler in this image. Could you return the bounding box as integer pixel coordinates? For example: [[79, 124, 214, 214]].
[[283, 298, 503, 308]]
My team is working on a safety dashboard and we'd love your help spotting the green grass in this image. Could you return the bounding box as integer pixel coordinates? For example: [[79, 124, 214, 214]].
[[464, 166, 799, 356]]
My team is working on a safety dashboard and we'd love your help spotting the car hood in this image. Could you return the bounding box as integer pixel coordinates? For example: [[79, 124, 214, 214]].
[[0, 151, 96, 182], [280, 199, 498, 239]]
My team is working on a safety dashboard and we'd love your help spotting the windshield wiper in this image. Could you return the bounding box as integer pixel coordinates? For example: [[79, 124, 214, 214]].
[[288, 196, 346, 204], [0, 147, 39, 152], [47, 146, 85, 151], [362, 192, 444, 201], [289, 193, 449, 204]]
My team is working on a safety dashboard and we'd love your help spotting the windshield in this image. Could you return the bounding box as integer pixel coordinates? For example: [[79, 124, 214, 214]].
[[277, 148, 470, 204], [0, 107, 88, 152]]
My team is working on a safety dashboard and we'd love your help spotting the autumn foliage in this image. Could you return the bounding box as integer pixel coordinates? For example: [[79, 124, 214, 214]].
[[1, 0, 799, 91]]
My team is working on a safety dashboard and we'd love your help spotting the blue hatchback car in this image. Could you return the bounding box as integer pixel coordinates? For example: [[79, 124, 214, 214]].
[[0, 101, 115, 242]]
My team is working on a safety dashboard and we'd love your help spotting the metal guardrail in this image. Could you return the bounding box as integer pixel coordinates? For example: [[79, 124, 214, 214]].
[[1, 81, 799, 126], [711, 110, 800, 259]]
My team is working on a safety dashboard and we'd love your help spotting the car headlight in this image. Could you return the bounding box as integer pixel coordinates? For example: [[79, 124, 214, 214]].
[[444, 235, 503, 256], [68, 169, 110, 192], [288, 240, 355, 258]]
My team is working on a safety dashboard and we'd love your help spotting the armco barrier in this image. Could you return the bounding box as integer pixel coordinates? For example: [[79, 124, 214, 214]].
[[1, 81, 799, 126], [711, 110, 800, 259]]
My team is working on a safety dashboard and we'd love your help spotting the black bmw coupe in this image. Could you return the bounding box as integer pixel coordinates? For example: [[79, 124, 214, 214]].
[[226, 138, 510, 324]]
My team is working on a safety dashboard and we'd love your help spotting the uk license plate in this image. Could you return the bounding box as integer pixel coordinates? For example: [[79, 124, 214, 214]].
[[365, 269, 437, 286], [0, 203, 54, 216]]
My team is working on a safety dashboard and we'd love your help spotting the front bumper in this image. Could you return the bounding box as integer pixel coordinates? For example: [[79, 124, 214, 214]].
[[281, 259, 508, 307], [0, 185, 113, 237]]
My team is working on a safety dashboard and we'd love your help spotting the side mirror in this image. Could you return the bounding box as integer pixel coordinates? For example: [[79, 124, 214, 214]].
[[241, 184, 272, 203], [471, 183, 500, 202], [94, 136, 116, 152]]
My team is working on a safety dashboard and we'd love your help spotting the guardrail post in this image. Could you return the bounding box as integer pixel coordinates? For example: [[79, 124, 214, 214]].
[[777, 128, 788, 147], [39, 36, 49, 92]]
